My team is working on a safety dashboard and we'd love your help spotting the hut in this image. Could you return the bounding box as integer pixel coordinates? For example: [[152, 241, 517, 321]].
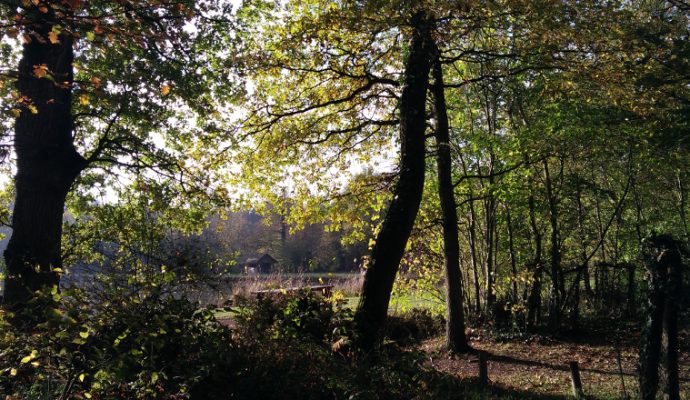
[[244, 253, 278, 274]]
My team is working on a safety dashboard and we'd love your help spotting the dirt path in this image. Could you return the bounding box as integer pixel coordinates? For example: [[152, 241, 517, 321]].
[[421, 328, 690, 399]]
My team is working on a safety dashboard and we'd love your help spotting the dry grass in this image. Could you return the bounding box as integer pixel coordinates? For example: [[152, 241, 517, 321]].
[[185, 272, 363, 308]]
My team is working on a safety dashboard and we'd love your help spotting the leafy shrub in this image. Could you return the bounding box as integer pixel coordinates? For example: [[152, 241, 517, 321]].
[[229, 292, 464, 400], [233, 289, 355, 347], [1, 282, 236, 400], [385, 308, 444, 346], [2, 286, 468, 400]]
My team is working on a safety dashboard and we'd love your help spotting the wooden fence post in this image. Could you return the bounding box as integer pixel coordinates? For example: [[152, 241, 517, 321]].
[[478, 351, 488, 388], [569, 361, 585, 399]]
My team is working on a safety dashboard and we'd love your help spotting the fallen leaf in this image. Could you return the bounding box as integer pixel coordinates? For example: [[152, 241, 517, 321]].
[[48, 31, 59, 44]]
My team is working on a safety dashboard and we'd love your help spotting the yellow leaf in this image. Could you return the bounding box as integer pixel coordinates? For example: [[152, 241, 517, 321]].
[[33, 64, 48, 79], [85, 393, 92, 399], [28, 105, 38, 114], [48, 31, 59, 44], [160, 84, 171, 96], [10, 109, 21, 118], [79, 330, 89, 339], [78, 95, 89, 106], [10, 368, 17, 376], [79, 373, 85, 382]]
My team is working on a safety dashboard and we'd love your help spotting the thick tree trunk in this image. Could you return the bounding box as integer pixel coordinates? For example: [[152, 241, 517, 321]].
[[662, 240, 682, 400], [638, 235, 682, 400], [354, 13, 432, 349], [3, 6, 85, 316], [431, 47, 469, 353]]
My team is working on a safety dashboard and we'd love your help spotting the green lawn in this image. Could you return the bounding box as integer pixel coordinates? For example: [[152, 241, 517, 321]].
[[213, 292, 444, 320]]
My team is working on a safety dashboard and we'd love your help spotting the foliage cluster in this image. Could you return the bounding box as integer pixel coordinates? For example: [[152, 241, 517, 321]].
[[0, 281, 235, 399], [1, 286, 467, 400]]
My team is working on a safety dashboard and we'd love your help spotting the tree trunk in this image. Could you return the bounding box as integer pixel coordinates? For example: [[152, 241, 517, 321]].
[[3, 5, 86, 318], [661, 239, 682, 400], [506, 207, 519, 303], [639, 235, 681, 400], [354, 13, 433, 350], [460, 152, 482, 316], [526, 163, 543, 328], [543, 158, 561, 329], [573, 177, 588, 326], [431, 46, 469, 353]]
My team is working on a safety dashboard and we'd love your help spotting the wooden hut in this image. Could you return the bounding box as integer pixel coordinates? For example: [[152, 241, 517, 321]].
[[244, 253, 278, 274]]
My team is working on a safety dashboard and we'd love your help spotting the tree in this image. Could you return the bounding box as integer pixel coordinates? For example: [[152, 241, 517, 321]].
[[354, 11, 434, 349], [3, 1, 86, 310], [1, 0, 235, 320], [430, 42, 469, 352]]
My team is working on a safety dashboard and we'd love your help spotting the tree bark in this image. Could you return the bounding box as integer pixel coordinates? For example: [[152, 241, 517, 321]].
[[526, 163, 543, 328], [484, 186, 496, 315], [460, 152, 482, 316], [431, 45, 469, 353], [3, 5, 86, 318], [662, 239, 682, 400], [543, 158, 562, 329], [354, 13, 433, 349], [506, 207, 519, 303], [638, 235, 682, 400]]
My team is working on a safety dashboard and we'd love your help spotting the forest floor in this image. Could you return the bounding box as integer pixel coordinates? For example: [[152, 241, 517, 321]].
[[420, 320, 690, 399]]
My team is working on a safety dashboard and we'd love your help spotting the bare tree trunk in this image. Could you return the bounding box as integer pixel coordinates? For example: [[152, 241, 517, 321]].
[[572, 177, 589, 326], [484, 150, 496, 318], [526, 163, 543, 328], [543, 158, 561, 329], [675, 171, 690, 247], [430, 47, 469, 353], [355, 13, 433, 349], [3, 5, 86, 321], [460, 153, 482, 316], [506, 207, 519, 303]]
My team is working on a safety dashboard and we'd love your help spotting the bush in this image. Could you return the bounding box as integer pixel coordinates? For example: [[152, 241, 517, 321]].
[[385, 308, 444, 346], [2, 287, 466, 400], [1, 284, 236, 399], [228, 293, 466, 400]]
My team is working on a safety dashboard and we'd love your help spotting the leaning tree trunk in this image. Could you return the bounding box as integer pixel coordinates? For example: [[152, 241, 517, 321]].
[[430, 45, 469, 353], [3, 5, 86, 318], [354, 13, 433, 350]]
